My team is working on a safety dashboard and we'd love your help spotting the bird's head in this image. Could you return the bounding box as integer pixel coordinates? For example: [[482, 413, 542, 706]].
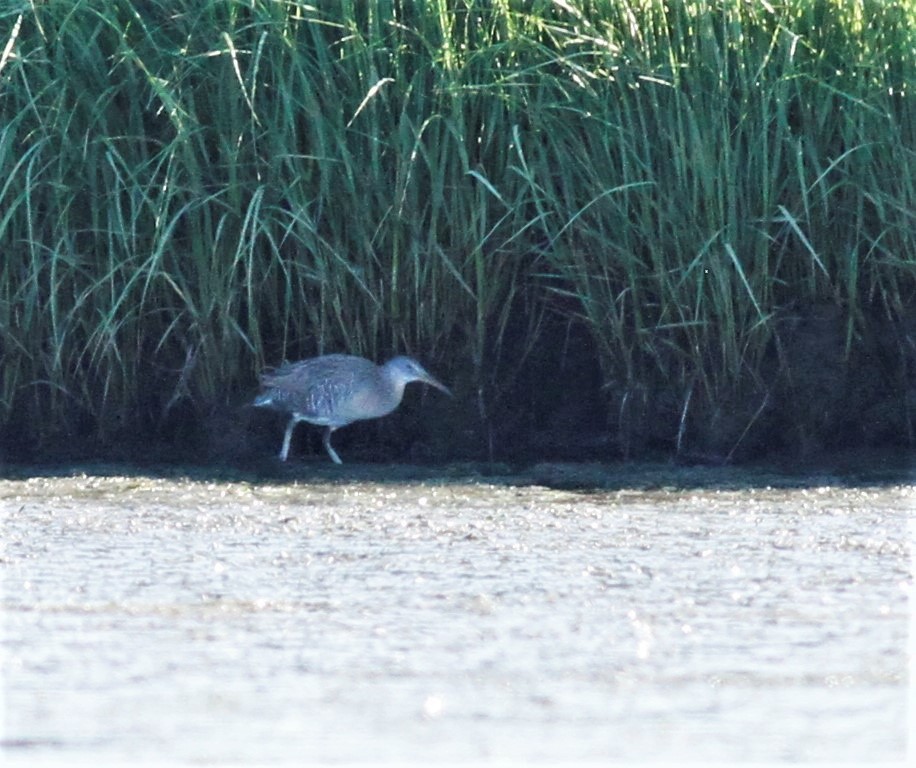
[[385, 357, 452, 396]]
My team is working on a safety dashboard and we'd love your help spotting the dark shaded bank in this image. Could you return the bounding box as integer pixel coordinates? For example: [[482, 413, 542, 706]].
[[1, 299, 914, 470], [498, 302, 916, 467], [1, 446, 914, 493]]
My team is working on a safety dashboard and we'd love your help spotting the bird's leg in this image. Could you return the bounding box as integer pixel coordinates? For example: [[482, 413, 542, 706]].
[[323, 426, 343, 465], [279, 416, 299, 462]]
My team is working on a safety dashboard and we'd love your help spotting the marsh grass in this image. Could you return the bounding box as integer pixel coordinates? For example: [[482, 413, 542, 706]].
[[1, 1, 913, 459]]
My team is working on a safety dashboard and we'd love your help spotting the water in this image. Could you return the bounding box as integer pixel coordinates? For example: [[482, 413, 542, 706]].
[[1, 464, 913, 763]]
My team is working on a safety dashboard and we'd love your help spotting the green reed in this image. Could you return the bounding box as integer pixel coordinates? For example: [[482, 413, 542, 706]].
[[508, 0, 915, 450], [0, 0, 913, 457]]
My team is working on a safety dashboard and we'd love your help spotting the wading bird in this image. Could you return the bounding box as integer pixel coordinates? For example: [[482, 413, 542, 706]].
[[254, 354, 451, 463]]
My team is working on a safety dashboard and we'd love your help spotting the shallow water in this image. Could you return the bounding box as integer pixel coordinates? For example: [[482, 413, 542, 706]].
[[1, 464, 913, 763]]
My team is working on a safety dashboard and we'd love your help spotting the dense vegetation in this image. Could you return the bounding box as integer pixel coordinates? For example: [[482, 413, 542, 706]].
[[1, 1, 914, 464]]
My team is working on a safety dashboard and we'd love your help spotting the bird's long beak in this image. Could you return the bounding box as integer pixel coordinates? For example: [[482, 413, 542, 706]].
[[422, 372, 452, 397]]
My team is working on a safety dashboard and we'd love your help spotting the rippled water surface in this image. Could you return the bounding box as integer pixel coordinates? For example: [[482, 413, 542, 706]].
[[2, 463, 913, 763]]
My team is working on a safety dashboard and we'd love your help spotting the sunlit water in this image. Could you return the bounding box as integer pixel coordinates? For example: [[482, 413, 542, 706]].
[[1, 464, 913, 764]]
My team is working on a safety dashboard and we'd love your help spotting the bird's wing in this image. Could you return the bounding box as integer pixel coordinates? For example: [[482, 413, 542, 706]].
[[260, 355, 365, 390]]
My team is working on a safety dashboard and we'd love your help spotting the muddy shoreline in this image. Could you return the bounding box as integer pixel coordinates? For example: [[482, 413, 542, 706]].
[[3, 448, 915, 492]]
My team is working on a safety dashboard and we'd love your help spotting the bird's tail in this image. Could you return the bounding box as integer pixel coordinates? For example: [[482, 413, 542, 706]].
[[252, 391, 275, 408]]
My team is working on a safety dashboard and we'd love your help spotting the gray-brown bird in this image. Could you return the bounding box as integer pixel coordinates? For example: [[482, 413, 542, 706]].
[[254, 354, 451, 463]]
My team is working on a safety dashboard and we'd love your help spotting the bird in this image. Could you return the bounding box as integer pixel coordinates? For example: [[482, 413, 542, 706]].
[[253, 354, 452, 464]]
